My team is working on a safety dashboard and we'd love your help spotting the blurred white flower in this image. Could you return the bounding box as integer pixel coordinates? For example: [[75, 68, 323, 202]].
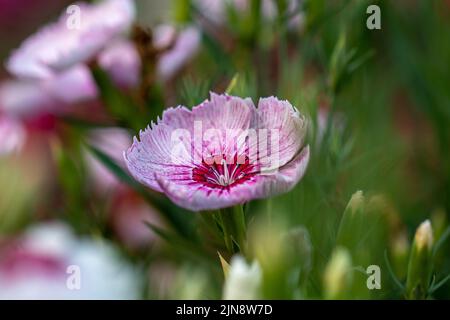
[[194, 0, 304, 29], [0, 222, 141, 299], [223, 255, 262, 300]]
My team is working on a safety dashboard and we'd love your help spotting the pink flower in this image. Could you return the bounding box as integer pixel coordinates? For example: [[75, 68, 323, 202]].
[[111, 190, 163, 250], [98, 40, 141, 88], [0, 115, 26, 156], [2, 0, 139, 118], [154, 25, 201, 81], [6, 0, 136, 80], [0, 223, 141, 299], [43, 65, 98, 104], [124, 93, 309, 211], [0, 65, 97, 118], [0, 80, 53, 118]]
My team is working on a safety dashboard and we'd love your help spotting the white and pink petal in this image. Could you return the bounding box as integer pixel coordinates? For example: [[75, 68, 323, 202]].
[[6, 0, 136, 80]]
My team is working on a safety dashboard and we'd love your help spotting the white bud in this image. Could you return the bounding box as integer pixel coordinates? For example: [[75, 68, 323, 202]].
[[414, 220, 433, 252], [223, 255, 262, 300]]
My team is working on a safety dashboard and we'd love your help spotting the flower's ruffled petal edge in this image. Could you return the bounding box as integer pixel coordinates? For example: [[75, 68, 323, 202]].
[[124, 119, 193, 192], [254, 97, 307, 169], [254, 145, 310, 198], [193, 93, 256, 159]]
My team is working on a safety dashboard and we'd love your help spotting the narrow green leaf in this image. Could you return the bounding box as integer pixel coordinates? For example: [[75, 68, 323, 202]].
[[90, 66, 143, 131], [429, 273, 450, 295], [384, 250, 405, 292], [432, 225, 450, 258], [225, 73, 239, 94]]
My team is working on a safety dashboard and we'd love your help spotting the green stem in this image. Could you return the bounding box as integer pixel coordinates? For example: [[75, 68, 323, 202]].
[[219, 205, 247, 255]]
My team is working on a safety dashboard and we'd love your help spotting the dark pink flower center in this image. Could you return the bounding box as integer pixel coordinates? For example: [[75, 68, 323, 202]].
[[192, 155, 257, 190]]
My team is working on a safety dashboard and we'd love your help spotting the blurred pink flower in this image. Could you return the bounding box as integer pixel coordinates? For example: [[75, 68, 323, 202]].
[[84, 129, 163, 249], [0, 65, 97, 118], [0, 222, 141, 299], [124, 93, 309, 211], [0, 115, 26, 156], [98, 40, 141, 88], [0, 80, 55, 118], [1, 0, 139, 119], [111, 190, 163, 250], [6, 0, 136, 80], [154, 25, 201, 81], [85, 127, 131, 193], [43, 65, 98, 104]]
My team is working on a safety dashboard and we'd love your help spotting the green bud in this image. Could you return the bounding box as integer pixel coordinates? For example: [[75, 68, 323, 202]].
[[323, 247, 353, 300], [283, 226, 313, 286], [336, 190, 365, 249], [248, 219, 294, 299], [171, 265, 211, 299], [390, 231, 410, 280], [405, 220, 434, 299]]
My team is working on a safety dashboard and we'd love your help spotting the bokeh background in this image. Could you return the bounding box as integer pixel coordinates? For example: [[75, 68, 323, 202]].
[[0, 0, 449, 299]]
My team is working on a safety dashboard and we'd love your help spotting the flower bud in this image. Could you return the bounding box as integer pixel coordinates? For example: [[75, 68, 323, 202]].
[[415, 220, 434, 252], [171, 266, 211, 299], [336, 190, 365, 248], [248, 219, 296, 298], [390, 230, 410, 280], [223, 255, 262, 300], [323, 247, 353, 300], [283, 226, 313, 286], [406, 220, 434, 299]]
